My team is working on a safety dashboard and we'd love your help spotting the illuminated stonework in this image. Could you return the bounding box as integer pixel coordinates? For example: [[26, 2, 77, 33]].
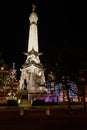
[[19, 6, 46, 95]]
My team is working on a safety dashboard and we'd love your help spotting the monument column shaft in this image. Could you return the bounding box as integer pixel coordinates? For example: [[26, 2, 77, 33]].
[[27, 11, 39, 53], [28, 23, 38, 52]]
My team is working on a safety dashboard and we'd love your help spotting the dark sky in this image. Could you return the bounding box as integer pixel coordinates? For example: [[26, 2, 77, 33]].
[[0, 0, 87, 76]]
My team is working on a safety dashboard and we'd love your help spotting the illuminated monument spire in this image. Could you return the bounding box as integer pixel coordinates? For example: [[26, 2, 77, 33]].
[[24, 4, 43, 64], [19, 4, 46, 96], [28, 4, 38, 53]]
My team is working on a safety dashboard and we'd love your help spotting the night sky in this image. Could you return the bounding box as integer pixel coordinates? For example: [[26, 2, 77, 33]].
[[0, 0, 87, 77]]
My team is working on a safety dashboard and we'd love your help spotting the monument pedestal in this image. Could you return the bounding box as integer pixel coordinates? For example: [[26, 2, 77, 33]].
[[19, 88, 31, 109]]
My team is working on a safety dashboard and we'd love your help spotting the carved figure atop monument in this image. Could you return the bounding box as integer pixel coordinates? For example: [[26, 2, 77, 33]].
[[32, 4, 37, 12]]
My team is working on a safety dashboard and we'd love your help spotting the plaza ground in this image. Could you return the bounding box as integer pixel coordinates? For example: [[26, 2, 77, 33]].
[[0, 106, 87, 130]]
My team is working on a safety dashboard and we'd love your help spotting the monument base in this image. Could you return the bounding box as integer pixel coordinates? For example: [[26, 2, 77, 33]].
[[19, 99, 31, 109], [19, 88, 31, 109]]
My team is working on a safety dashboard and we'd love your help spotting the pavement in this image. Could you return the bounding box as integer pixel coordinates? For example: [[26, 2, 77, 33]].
[[0, 108, 87, 130]]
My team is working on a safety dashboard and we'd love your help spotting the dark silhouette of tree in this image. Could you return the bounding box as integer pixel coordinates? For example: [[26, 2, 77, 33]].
[[0, 52, 5, 67], [61, 76, 71, 110], [78, 77, 87, 109]]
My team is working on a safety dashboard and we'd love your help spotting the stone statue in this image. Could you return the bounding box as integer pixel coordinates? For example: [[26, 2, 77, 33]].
[[32, 4, 37, 12]]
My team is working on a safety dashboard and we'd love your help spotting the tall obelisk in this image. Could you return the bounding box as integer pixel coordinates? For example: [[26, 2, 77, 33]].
[[28, 4, 39, 53], [19, 4, 46, 95]]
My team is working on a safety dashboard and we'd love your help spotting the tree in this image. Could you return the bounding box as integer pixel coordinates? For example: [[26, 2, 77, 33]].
[[61, 76, 71, 110], [78, 77, 86, 109], [0, 52, 5, 67]]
